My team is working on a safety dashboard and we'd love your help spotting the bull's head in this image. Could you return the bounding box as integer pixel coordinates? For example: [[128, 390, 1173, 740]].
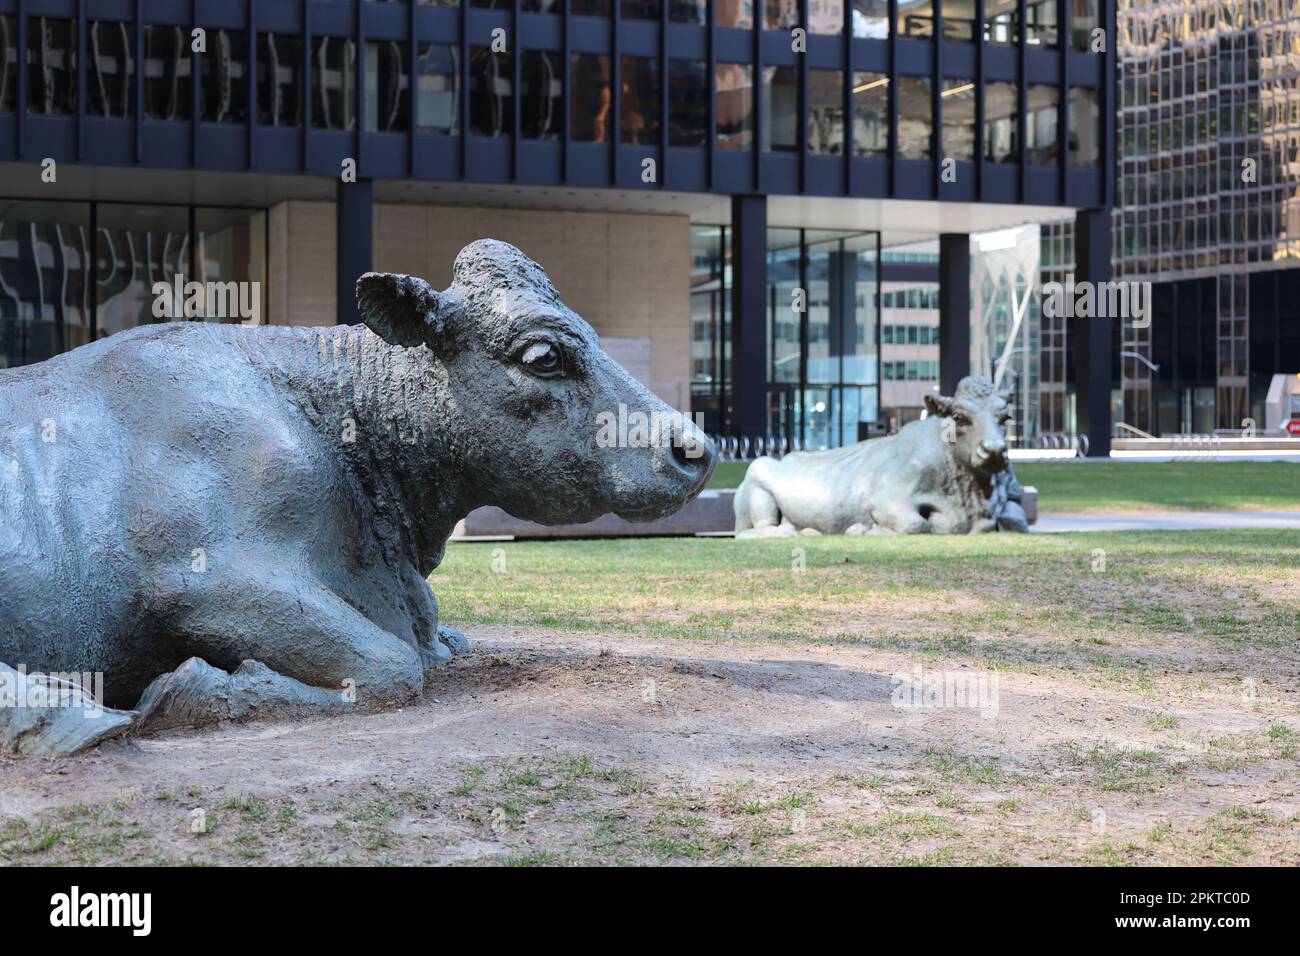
[[923, 377, 1012, 476], [356, 239, 715, 524]]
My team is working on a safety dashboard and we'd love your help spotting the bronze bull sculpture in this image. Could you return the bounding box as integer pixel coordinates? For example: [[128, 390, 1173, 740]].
[[0, 240, 714, 755], [734, 377, 1028, 536]]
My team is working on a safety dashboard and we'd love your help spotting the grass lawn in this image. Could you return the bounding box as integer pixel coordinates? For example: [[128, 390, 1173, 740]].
[[707, 459, 1300, 514], [4, 531, 1295, 867], [426, 529, 1300, 864], [434, 530, 1299, 647]]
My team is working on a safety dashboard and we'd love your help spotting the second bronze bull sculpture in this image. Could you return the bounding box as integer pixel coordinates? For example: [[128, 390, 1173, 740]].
[[0, 239, 714, 755], [734, 377, 1028, 536]]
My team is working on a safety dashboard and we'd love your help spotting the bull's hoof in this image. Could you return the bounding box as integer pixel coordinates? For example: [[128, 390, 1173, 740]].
[[133, 657, 234, 733], [0, 665, 136, 756], [436, 624, 470, 656], [735, 525, 799, 539]]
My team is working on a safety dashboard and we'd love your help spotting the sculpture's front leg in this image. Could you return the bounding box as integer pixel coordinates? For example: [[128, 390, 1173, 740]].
[[137, 569, 428, 734]]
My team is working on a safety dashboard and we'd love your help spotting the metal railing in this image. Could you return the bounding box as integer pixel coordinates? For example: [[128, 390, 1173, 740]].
[[1033, 432, 1090, 456], [710, 434, 802, 463]]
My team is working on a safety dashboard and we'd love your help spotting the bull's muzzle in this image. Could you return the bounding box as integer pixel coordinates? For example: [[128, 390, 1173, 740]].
[[664, 418, 716, 497], [976, 437, 1008, 473]]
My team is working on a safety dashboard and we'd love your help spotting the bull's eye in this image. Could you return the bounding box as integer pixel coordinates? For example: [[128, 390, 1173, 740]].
[[518, 341, 563, 377], [952, 414, 971, 427]]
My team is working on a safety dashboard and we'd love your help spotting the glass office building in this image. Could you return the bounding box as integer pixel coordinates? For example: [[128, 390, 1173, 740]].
[[0, 0, 1116, 450], [1042, 0, 1300, 436]]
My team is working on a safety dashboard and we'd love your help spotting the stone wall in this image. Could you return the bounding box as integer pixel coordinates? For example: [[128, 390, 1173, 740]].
[[268, 201, 692, 410]]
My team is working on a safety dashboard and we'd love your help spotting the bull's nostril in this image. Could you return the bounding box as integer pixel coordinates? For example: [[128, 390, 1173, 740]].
[[672, 438, 703, 470]]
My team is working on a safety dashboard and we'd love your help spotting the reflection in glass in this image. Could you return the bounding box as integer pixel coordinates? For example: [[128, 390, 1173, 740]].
[[1026, 0, 1058, 47], [313, 36, 357, 129], [88, 21, 134, 118], [202, 30, 249, 124], [1071, 0, 1098, 51], [1068, 86, 1100, 165], [808, 70, 844, 154], [621, 57, 660, 145], [767, 229, 802, 400], [522, 50, 562, 140], [852, 0, 888, 38], [671, 1, 708, 24], [896, 0, 933, 38], [762, 66, 799, 153], [259, 34, 303, 127], [810, 0, 845, 34], [716, 63, 754, 150], [570, 54, 611, 142], [622, 0, 661, 17], [1026, 84, 1058, 164], [669, 59, 708, 146], [718, 2, 755, 28], [0, 201, 92, 369], [95, 204, 189, 339], [469, 47, 511, 138], [689, 224, 730, 435], [852, 72, 889, 157], [984, 81, 1017, 162], [195, 207, 266, 321], [765, 2, 799, 30], [0, 16, 14, 112], [984, 0, 1018, 45], [767, 229, 880, 448], [941, 78, 975, 162], [144, 25, 191, 120], [27, 18, 77, 115], [416, 43, 459, 134], [364, 40, 409, 132], [897, 76, 932, 160], [941, 0, 975, 41], [572, 0, 612, 14]]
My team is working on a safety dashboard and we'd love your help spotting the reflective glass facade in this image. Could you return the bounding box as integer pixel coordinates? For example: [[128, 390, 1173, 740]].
[[0, 1, 1107, 208], [0, 200, 265, 370], [690, 224, 880, 449], [0, 0, 1113, 448], [1106, 0, 1300, 431]]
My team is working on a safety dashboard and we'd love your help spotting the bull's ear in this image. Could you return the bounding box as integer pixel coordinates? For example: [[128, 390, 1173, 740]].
[[356, 272, 448, 348], [924, 393, 954, 417]]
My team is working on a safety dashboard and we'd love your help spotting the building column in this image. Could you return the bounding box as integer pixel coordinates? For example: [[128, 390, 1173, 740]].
[[938, 233, 970, 395], [730, 194, 767, 439], [1074, 207, 1113, 457], [336, 177, 374, 326]]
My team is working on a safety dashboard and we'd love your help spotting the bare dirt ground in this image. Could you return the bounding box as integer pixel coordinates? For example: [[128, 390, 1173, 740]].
[[2, 624, 1297, 866]]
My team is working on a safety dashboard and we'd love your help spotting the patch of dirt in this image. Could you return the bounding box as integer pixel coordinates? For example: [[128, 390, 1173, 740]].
[[1, 626, 1297, 865]]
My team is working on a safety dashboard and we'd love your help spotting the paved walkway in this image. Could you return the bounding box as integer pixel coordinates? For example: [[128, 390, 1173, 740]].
[[1032, 511, 1300, 533]]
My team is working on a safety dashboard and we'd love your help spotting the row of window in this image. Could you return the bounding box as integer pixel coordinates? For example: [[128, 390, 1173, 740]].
[[3, 17, 1103, 165], [882, 322, 940, 343], [882, 359, 939, 380], [882, 289, 939, 309], [370, 0, 1099, 50]]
